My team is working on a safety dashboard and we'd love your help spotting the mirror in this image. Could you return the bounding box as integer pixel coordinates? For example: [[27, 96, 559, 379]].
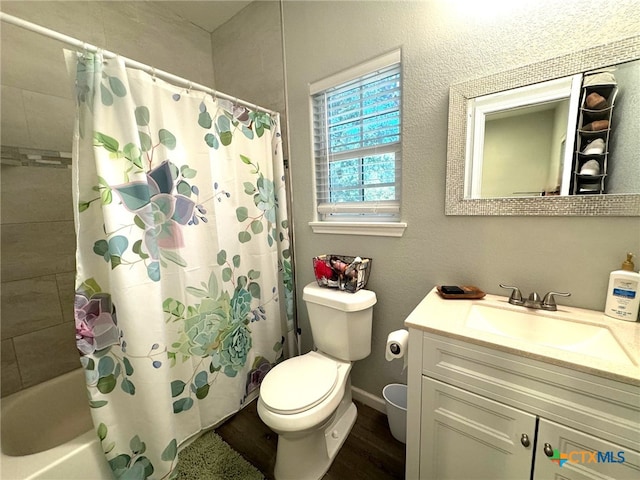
[[466, 74, 581, 198], [446, 35, 640, 216]]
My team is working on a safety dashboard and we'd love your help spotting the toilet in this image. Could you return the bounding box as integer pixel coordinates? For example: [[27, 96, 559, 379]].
[[257, 282, 377, 480]]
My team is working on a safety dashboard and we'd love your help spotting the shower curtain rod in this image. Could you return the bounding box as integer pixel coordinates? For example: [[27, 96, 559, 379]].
[[0, 12, 277, 116]]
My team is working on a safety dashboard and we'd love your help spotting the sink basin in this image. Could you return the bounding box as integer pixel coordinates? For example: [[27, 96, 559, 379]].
[[465, 304, 635, 366]]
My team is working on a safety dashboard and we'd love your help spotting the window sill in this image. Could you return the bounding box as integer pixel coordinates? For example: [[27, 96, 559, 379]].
[[308, 221, 407, 237]]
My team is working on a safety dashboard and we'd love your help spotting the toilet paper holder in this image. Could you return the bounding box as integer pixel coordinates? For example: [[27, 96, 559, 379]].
[[386, 329, 409, 372]]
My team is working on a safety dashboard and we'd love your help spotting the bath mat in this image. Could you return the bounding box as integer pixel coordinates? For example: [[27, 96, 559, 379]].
[[175, 431, 264, 480]]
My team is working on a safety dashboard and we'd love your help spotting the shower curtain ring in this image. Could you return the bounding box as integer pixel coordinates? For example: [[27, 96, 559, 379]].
[[151, 67, 156, 82], [187, 82, 192, 93], [96, 48, 106, 64]]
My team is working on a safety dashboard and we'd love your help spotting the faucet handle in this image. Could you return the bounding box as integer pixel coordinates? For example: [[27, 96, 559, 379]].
[[541, 291, 571, 311], [499, 284, 524, 305]]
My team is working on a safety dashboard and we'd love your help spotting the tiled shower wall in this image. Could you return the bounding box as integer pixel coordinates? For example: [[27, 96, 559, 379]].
[[0, 0, 216, 397], [1, 149, 78, 396]]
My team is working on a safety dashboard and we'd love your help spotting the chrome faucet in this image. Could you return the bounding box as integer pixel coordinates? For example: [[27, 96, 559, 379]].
[[499, 284, 570, 311]]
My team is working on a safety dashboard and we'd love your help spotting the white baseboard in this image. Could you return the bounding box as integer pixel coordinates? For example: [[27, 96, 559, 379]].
[[351, 386, 386, 414]]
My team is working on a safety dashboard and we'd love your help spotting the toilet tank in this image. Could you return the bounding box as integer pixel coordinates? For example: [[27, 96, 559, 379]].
[[302, 282, 377, 361]]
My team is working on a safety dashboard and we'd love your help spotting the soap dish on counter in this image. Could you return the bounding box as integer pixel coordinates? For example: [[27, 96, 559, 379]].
[[436, 285, 486, 300]]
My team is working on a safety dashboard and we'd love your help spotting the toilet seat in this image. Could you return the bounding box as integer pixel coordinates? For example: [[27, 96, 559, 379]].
[[260, 353, 339, 414]]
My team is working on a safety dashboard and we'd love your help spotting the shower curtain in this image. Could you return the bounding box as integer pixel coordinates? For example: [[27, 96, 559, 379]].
[[69, 51, 293, 479]]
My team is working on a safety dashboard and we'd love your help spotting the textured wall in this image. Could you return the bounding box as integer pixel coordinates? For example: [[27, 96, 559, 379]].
[[211, 1, 288, 159], [0, 1, 214, 396], [609, 60, 640, 193], [282, 0, 640, 399]]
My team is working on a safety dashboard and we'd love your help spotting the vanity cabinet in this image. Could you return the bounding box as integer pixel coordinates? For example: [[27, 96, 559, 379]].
[[533, 418, 638, 480], [420, 377, 535, 479], [406, 331, 640, 480]]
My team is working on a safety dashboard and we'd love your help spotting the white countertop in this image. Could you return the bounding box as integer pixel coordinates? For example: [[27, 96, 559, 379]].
[[404, 288, 640, 386]]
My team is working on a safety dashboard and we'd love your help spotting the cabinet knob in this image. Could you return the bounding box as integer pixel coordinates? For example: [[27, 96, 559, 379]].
[[520, 434, 530, 447], [543, 443, 554, 457]]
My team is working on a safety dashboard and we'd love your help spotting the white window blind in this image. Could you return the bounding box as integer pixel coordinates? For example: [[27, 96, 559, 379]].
[[311, 51, 402, 221]]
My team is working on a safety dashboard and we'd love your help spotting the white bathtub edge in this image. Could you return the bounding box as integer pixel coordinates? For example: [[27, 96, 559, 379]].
[[1, 429, 112, 480]]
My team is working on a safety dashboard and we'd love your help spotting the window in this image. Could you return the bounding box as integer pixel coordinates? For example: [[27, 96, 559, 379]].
[[310, 50, 404, 235]]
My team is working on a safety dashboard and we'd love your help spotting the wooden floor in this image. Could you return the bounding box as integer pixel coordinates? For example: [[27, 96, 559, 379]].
[[216, 398, 406, 480]]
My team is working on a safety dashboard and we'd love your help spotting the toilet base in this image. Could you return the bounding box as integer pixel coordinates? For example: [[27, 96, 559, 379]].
[[273, 394, 357, 480]]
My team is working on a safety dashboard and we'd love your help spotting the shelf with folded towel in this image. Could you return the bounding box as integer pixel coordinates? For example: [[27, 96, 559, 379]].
[[577, 136, 608, 156], [570, 72, 618, 195], [574, 165, 607, 194], [577, 128, 610, 137], [580, 106, 613, 121], [575, 176, 608, 194], [576, 155, 606, 168], [577, 149, 608, 160], [582, 83, 617, 101]]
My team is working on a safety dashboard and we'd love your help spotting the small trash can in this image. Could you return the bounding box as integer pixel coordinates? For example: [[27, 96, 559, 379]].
[[383, 383, 407, 444]]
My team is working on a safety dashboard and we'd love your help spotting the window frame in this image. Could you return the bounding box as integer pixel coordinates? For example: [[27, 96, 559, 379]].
[[308, 49, 406, 237]]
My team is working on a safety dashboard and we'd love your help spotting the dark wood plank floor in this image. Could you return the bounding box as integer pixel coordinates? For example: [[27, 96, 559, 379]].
[[216, 398, 406, 480]]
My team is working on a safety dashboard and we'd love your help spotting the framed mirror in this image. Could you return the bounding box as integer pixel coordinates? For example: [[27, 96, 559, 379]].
[[446, 35, 640, 216]]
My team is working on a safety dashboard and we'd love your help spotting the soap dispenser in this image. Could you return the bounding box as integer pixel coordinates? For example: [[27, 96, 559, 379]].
[[604, 253, 639, 322]]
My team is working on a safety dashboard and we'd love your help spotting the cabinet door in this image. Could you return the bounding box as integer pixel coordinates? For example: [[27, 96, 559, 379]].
[[420, 377, 536, 480], [534, 418, 640, 480]]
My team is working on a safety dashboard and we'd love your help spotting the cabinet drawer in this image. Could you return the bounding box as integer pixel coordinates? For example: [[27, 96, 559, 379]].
[[534, 418, 640, 480], [421, 333, 640, 451]]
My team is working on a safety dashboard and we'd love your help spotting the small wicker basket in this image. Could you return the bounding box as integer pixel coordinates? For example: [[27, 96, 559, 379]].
[[312, 254, 371, 293]]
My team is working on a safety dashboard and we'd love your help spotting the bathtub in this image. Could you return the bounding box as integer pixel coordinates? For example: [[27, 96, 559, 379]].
[[1, 368, 113, 479]]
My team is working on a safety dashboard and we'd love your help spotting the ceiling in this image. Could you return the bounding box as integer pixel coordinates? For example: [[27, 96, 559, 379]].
[[150, 1, 253, 33]]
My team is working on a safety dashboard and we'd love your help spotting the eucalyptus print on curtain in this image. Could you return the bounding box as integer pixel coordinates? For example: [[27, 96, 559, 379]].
[[69, 51, 293, 480]]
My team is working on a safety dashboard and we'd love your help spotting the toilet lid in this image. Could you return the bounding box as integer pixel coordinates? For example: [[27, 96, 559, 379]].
[[260, 354, 339, 414]]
